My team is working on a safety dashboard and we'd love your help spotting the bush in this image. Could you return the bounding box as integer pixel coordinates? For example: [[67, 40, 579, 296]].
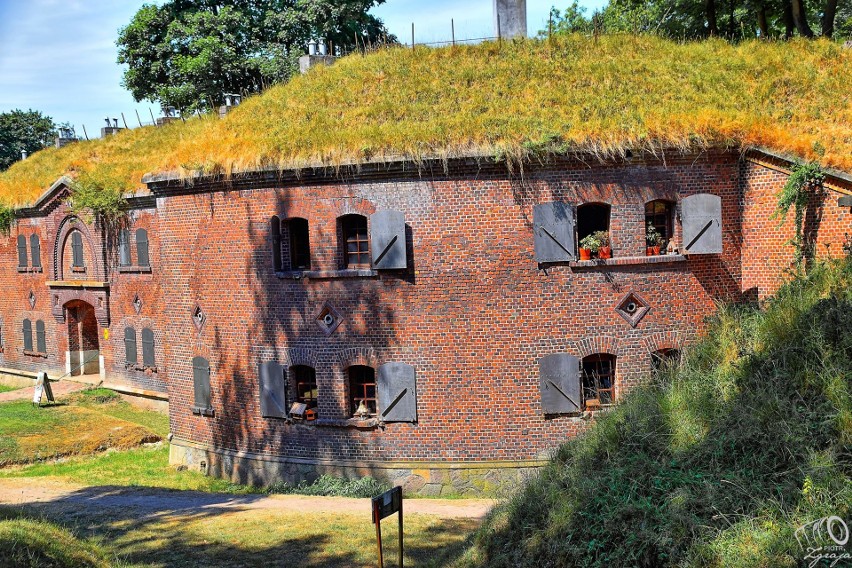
[[267, 474, 390, 498]]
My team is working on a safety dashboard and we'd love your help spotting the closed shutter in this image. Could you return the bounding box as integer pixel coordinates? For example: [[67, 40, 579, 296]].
[[370, 210, 407, 270], [35, 320, 46, 353], [30, 235, 41, 268], [533, 203, 576, 263], [539, 353, 582, 414], [124, 327, 137, 364], [136, 229, 150, 267], [192, 356, 213, 415], [141, 328, 155, 367], [71, 232, 84, 267], [270, 217, 282, 272], [377, 362, 417, 423], [22, 319, 33, 352], [119, 230, 131, 266], [17, 235, 27, 267], [681, 194, 723, 254], [258, 361, 287, 418]]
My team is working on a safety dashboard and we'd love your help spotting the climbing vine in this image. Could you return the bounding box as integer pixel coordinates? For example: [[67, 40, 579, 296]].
[[70, 171, 128, 229], [774, 161, 824, 268], [0, 204, 14, 236]]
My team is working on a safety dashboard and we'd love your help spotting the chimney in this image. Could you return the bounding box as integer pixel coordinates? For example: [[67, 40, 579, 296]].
[[218, 94, 242, 118], [156, 106, 180, 126], [55, 126, 77, 149], [101, 116, 124, 137], [493, 0, 527, 39], [299, 38, 337, 74], [21, 150, 28, 160]]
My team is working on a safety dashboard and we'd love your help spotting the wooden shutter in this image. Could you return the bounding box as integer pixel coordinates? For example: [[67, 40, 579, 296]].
[[539, 353, 582, 414], [136, 229, 150, 267], [192, 356, 213, 416], [124, 327, 137, 364], [533, 203, 576, 263], [270, 217, 282, 272], [71, 232, 84, 267], [377, 362, 417, 423], [22, 319, 33, 352], [119, 230, 131, 266], [30, 235, 41, 268], [141, 328, 155, 367], [258, 361, 287, 418], [681, 194, 722, 254], [370, 210, 407, 270], [17, 235, 27, 267], [35, 320, 46, 353]]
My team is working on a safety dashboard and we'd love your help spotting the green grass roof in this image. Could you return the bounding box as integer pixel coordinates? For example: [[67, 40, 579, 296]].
[[2, 35, 851, 208]]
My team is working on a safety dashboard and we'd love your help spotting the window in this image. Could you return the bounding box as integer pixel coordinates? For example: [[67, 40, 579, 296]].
[[119, 230, 132, 267], [136, 229, 149, 267], [645, 200, 674, 248], [288, 218, 311, 270], [270, 216, 282, 272], [22, 319, 33, 352], [348, 365, 376, 416], [291, 365, 317, 409], [141, 328, 155, 368], [192, 356, 213, 416], [71, 231, 84, 268], [577, 203, 611, 245], [30, 235, 41, 268], [340, 215, 369, 269], [17, 235, 27, 268], [35, 320, 46, 353], [582, 354, 615, 407], [124, 327, 137, 364], [651, 349, 681, 374]]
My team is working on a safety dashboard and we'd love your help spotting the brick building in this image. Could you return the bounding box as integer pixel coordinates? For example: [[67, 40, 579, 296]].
[[1, 147, 850, 495]]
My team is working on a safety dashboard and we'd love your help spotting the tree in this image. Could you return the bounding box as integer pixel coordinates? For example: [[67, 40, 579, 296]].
[[117, 0, 394, 114], [0, 109, 56, 171]]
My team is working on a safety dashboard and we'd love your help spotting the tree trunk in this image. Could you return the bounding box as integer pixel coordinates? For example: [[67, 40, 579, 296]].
[[756, 0, 769, 37], [822, 0, 838, 37], [783, 0, 795, 38], [728, 0, 736, 37], [707, 0, 718, 35], [791, 0, 815, 37]]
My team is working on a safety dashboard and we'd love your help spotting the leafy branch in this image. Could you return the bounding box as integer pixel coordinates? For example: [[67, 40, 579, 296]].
[[0, 203, 14, 236], [773, 161, 824, 268], [69, 172, 128, 230]]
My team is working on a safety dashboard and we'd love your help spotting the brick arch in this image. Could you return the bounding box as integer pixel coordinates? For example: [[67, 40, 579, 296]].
[[574, 335, 621, 358], [333, 198, 375, 218], [52, 290, 109, 327], [281, 347, 318, 369], [642, 331, 684, 354], [53, 216, 106, 281], [335, 346, 381, 370]]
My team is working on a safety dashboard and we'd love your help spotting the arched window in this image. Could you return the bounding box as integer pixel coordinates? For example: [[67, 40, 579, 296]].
[[288, 218, 311, 270], [29, 234, 41, 268], [340, 214, 369, 269], [135, 229, 149, 267], [291, 365, 317, 409], [124, 327, 137, 364], [645, 200, 674, 248], [71, 231, 84, 268], [17, 235, 27, 268], [270, 216, 282, 272], [141, 328, 155, 367], [651, 348, 681, 374], [582, 354, 615, 407], [35, 320, 46, 353], [577, 203, 611, 248], [22, 319, 33, 352], [348, 365, 376, 416]]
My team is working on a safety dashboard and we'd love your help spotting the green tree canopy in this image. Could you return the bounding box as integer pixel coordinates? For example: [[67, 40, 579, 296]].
[[117, 0, 394, 113], [0, 110, 56, 172]]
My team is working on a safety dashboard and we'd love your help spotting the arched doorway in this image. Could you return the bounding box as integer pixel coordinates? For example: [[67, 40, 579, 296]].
[[65, 300, 100, 377]]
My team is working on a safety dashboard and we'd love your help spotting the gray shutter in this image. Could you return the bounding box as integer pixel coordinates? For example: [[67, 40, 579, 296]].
[[539, 353, 582, 414], [35, 320, 46, 353], [119, 230, 131, 266], [270, 217, 282, 272], [136, 229, 150, 267], [30, 235, 41, 268], [124, 327, 137, 364], [533, 203, 576, 263], [22, 319, 32, 352], [681, 194, 722, 254], [377, 362, 417, 423], [71, 232, 84, 267], [258, 361, 287, 418], [17, 235, 27, 267], [141, 328, 155, 367], [192, 356, 213, 415], [370, 210, 407, 269]]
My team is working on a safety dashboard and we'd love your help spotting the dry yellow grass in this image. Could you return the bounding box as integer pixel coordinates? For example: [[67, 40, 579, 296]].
[[1, 35, 850, 208]]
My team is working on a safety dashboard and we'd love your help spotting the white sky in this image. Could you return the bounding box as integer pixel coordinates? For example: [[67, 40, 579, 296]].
[[0, 0, 607, 138]]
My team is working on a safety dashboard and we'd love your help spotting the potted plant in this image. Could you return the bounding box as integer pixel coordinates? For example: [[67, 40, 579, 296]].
[[593, 230, 611, 259], [646, 224, 663, 256], [579, 233, 600, 261]]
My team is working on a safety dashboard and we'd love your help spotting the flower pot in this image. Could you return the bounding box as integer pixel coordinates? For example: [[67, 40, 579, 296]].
[[598, 246, 612, 259], [646, 245, 661, 256], [579, 248, 592, 261]]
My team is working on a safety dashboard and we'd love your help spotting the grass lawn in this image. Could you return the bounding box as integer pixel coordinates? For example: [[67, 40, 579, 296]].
[[0, 385, 21, 394]]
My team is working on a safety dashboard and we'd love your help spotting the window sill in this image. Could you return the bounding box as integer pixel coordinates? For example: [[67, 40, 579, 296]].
[[192, 406, 214, 417], [118, 265, 152, 274], [17, 267, 43, 274], [569, 254, 686, 269], [23, 350, 48, 358], [126, 364, 157, 374], [314, 417, 379, 429], [275, 269, 378, 280], [71, 267, 87, 274]]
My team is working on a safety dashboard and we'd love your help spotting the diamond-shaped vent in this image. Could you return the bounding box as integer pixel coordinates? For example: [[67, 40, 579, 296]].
[[615, 291, 650, 328], [28, 290, 36, 309], [315, 303, 342, 336], [192, 305, 206, 331], [132, 294, 143, 314]]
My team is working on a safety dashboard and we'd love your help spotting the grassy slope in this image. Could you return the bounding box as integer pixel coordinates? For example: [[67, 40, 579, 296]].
[[457, 258, 852, 568], [0, 35, 850, 207]]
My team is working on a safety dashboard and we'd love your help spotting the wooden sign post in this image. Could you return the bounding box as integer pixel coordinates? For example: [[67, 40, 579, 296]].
[[32, 372, 54, 407], [372, 485, 403, 568]]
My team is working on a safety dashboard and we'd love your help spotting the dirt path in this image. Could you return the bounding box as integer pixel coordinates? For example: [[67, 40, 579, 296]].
[[0, 477, 495, 520], [0, 380, 87, 403]]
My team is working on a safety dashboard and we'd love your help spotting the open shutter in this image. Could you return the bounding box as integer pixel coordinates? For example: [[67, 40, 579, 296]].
[[124, 327, 137, 364], [71, 232, 84, 267], [118, 230, 131, 266], [17, 235, 27, 267], [22, 319, 33, 352], [270, 217, 282, 272], [30, 235, 41, 268], [136, 229, 150, 267], [258, 361, 287, 418], [539, 354, 582, 414], [192, 356, 213, 416], [35, 320, 46, 353], [533, 203, 576, 263], [377, 362, 417, 423], [681, 194, 722, 254], [141, 328, 155, 367], [370, 210, 407, 270]]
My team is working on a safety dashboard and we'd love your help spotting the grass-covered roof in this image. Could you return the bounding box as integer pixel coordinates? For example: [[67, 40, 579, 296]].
[[1, 35, 851, 208]]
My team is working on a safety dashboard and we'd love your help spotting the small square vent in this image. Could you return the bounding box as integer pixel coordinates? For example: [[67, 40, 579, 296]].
[[615, 291, 650, 328]]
